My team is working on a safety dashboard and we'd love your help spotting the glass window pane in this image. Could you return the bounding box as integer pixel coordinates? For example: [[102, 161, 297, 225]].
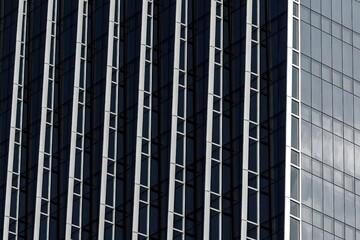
[[354, 48, 360, 80], [356, 196, 360, 229], [301, 22, 311, 56], [291, 116, 299, 149], [355, 96, 360, 130], [323, 130, 333, 166], [302, 170, 312, 206], [322, 32, 332, 67], [324, 181, 334, 217], [344, 91, 354, 126], [301, 120, 311, 156], [353, 2, 360, 33], [312, 175, 323, 211], [291, 166, 299, 200], [334, 136, 344, 171], [345, 191, 355, 225], [312, 76, 321, 110], [293, 19, 299, 50], [333, 86, 343, 121], [343, 43, 353, 77], [302, 222, 312, 240], [301, 71, 311, 105], [292, 67, 299, 99], [290, 200, 300, 217], [322, 81, 332, 115], [312, 125, 322, 161], [322, 0, 331, 18], [344, 141, 354, 176], [311, 27, 321, 61], [332, 0, 342, 23], [290, 218, 299, 240], [332, 37, 343, 72], [334, 185, 345, 221]]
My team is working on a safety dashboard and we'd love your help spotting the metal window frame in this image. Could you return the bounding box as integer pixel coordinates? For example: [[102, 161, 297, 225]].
[[132, 0, 154, 239], [33, 0, 58, 238], [204, 0, 224, 239], [285, 0, 302, 239], [3, 0, 28, 238], [65, 1, 89, 239], [98, 0, 121, 238], [241, 0, 261, 238], [167, 0, 188, 239]]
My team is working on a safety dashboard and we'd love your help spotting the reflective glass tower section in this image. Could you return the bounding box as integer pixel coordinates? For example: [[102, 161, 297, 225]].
[[299, 0, 360, 239]]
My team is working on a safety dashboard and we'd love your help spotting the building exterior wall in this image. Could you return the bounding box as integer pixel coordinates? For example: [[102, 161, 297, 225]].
[[299, 0, 360, 239], [3, 0, 359, 239]]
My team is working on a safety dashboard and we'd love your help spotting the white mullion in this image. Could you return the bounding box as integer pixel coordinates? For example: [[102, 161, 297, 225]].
[[285, 0, 302, 239], [240, 0, 254, 238], [244, 0, 260, 237], [297, 1, 302, 238], [285, 0, 296, 239], [65, 0, 88, 239], [215, 2, 224, 239], [255, 0, 260, 238], [203, 0, 216, 237], [132, 1, 153, 239], [98, 0, 120, 238], [78, 8, 88, 234], [34, 0, 58, 238], [145, 5, 153, 230], [111, 42, 119, 240], [145, 3, 153, 235], [219, 3, 223, 239], [3, 0, 27, 238], [167, 0, 188, 239]]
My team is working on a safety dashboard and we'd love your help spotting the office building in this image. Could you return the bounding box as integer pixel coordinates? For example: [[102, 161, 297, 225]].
[[1, 0, 360, 239]]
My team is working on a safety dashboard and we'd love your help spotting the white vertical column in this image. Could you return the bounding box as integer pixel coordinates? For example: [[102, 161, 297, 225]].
[[167, 0, 188, 239], [245, 0, 261, 238], [204, 0, 224, 239], [203, 0, 216, 237], [98, 0, 120, 239], [132, 0, 154, 239], [3, 0, 28, 239], [65, 0, 89, 239], [285, 0, 302, 239], [33, 0, 58, 238], [240, 0, 259, 239]]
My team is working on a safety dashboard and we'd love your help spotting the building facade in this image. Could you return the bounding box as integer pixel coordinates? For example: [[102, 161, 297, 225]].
[[298, 0, 360, 240], [0, 0, 360, 239]]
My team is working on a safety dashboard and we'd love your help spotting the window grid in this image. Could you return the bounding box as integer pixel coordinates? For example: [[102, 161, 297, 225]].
[[167, 0, 188, 239], [65, 1, 89, 239], [132, 0, 154, 238], [3, 0, 28, 238], [98, 0, 121, 239]]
